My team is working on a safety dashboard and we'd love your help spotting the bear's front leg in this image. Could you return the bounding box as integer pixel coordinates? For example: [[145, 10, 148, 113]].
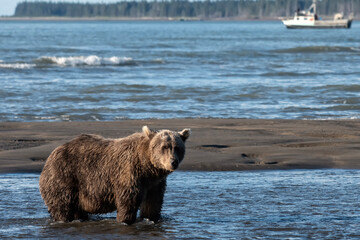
[[140, 179, 166, 222], [116, 192, 141, 225], [116, 205, 138, 224]]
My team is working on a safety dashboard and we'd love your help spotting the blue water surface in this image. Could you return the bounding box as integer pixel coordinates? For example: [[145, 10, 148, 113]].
[[1, 21, 360, 121], [1, 170, 360, 239]]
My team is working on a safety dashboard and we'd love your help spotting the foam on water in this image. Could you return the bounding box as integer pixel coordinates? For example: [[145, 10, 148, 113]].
[[0, 55, 163, 70], [0, 62, 36, 69], [36, 55, 134, 66]]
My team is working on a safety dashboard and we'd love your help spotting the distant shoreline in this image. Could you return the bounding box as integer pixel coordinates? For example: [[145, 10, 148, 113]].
[[0, 16, 281, 22], [1, 16, 358, 22]]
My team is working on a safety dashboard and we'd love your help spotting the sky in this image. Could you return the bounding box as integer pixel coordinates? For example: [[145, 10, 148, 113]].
[[0, 0, 119, 16]]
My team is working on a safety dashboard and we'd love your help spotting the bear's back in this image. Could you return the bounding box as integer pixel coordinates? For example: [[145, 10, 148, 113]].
[[60, 133, 147, 171]]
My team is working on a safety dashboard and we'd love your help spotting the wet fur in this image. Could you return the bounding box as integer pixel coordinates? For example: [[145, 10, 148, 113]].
[[39, 126, 190, 224]]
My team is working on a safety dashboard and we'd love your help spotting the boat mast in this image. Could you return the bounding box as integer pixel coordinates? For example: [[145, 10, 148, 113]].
[[308, 0, 317, 15]]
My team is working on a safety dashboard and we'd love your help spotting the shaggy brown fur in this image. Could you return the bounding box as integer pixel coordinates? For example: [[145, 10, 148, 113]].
[[39, 126, 191, 224]]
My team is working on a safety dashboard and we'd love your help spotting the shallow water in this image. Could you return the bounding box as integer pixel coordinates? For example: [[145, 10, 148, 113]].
[[1, 170, 360, 239], [1, 21, 360, 121]]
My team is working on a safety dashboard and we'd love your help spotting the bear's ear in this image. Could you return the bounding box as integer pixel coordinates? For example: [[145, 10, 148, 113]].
[[142, 126, 155, 139], [179, 128, 191, 142]]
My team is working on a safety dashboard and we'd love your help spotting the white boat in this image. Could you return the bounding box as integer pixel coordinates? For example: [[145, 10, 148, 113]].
[[281, 0, 352, 29]]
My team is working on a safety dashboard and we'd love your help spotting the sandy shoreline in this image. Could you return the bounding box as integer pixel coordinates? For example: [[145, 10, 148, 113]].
[[1, 119, 360, 173]]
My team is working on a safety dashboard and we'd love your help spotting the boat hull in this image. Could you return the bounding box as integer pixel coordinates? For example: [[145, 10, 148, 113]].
[[283, 19, 352, 29]]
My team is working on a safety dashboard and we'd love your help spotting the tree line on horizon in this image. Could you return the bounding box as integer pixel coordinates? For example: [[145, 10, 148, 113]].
[[14, 0, 358, 19]]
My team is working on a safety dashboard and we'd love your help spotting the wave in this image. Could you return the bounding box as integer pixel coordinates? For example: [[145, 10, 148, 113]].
[[261, 71, 318, 77], [0, 62, 36, 69], [273, 46, 360, 54], [0, 55, 165, 69], [316, 84, 360, 93], [35, 55, 135, 66]]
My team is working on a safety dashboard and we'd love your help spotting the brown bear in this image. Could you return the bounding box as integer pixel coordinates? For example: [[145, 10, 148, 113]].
[[39, 126, 191, 224]]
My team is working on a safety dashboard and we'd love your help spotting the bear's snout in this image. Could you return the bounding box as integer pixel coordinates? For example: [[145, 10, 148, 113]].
[[171, 160, 179, 170]]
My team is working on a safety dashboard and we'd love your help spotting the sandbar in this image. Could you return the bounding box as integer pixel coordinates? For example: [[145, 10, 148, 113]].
[[1, 119, 360, 173]]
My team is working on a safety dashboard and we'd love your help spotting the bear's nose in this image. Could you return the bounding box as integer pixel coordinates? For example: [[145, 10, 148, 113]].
[[171, 161, 179, 169]]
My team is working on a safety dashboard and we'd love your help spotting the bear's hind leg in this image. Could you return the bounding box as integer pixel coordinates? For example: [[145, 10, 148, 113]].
[[49, 206, 88, 222], [48, 204, 76, 222], [45, 186, 82, 222], [48, 202, 88, 222]]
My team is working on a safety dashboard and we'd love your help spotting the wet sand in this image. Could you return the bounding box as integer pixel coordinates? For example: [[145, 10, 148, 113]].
[[1, 119, 360, 173]]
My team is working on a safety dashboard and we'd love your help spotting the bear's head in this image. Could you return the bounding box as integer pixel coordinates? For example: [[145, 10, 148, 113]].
[[143, 126, 191, 172]]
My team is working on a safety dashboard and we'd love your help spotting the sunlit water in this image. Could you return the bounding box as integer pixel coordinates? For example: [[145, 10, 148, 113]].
[[1, 21, 360, 121], [1, 170, 360, 239]]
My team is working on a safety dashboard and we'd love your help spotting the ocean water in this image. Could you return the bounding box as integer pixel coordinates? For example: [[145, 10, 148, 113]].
[[1, 21, 360, 121], [1, 170, 360, 239]]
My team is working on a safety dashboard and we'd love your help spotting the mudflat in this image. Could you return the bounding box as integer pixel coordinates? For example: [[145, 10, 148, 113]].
[[0, 119, 360, 173]]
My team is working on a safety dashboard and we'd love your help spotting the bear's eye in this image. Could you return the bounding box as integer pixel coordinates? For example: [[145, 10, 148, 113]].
[[163, 145, 170, 151]]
